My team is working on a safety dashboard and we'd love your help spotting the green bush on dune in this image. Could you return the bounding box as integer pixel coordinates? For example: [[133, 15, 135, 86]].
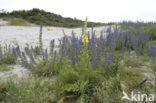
[[0, 8, 106, 27]]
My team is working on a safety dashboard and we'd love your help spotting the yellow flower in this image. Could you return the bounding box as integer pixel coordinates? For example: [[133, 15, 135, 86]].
[[82, 17, 88, 45], [82, 35, 89, 44]]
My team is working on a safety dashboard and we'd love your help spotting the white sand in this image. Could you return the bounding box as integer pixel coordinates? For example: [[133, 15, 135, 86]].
[[0, 65, 31, 80], [0, 19, 10, 25], [0, 25, 108, 49]]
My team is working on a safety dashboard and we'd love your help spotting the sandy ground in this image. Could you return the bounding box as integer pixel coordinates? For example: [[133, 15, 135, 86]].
[[0, 25, 108, 50], [0, 19, 10, 25], [0, 65, 31, 80]]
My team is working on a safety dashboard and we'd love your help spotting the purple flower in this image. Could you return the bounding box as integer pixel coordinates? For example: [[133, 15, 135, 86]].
[[50, 39, 55, 53], [105, 52, 114, 67], [44, 49, 48, 60], [52, 50, 57, 69], [29, 53, 35, 63], [24, 46, 29, 55], [147, 42, 156, 59]]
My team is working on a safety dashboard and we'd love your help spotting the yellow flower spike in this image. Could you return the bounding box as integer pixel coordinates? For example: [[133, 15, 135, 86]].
[[82, 17, 89, 45], [84, 17, 88, 36]]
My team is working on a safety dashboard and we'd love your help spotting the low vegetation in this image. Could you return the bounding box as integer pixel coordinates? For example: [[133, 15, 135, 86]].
[[0, 8, 106, 27], [0, 76, 56, 103], [0, 19, 155, 103], [1, 17, 34, 26]]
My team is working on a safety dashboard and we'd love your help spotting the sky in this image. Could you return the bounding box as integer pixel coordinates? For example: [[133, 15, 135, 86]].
[[0, 0, 156, 23]]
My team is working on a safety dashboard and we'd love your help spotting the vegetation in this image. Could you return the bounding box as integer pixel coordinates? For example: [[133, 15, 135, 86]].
[[1, 17, 33, 26], [0, 77, 56, 103], [0, 19, 155, 102], [0, 8, 106, 27], [120, 21, 156, 42], [0, 45, 16, 71]]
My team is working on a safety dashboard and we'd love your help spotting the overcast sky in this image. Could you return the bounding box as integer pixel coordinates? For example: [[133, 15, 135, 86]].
[[0, 0, 156, 23]]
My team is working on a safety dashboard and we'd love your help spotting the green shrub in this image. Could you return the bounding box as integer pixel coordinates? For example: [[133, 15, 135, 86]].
[[149, 25, 156, 41], [0, 53, 16, 65], [35, 60, 54, 76], [0, 81, 10, 101], [54, 56, 120, 102], [0, 8, 105, 27], [55, 66, 103, 102]]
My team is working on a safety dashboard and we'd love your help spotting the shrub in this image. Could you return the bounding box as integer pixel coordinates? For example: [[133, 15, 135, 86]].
[[0, 8, 105, 27], [149, 25, 156, 40], [0, 53, 16, 65], [35, 60, 54, 76]]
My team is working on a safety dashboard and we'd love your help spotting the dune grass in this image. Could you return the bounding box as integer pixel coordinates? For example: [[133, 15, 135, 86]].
[[0, 17, 35, 26]]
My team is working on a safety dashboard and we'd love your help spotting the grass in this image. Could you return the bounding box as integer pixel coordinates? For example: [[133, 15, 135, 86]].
[[0, 52, 154, 103], [9, 18, 34, 26], [0, 52, 16, 65], [0, 17, 35, 26], [0, 76, 56, 103], [0, 64, 13, 71], [0, 46, 16, 71]]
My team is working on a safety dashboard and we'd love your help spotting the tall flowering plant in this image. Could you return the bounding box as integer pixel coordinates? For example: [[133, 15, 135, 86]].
[[80, 17, 91, 69], [82, 17, 89, 45]]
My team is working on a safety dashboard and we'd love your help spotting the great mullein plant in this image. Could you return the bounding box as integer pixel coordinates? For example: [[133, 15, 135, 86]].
[[80, 17, 91, 69]]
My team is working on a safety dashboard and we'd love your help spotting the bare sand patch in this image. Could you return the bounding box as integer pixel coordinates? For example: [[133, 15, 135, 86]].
[[0, 26, 108, 49]]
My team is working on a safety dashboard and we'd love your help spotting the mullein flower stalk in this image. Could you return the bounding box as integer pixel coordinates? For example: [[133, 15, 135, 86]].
[[81, 17, 91, 69], [82, 17, 89, 45]]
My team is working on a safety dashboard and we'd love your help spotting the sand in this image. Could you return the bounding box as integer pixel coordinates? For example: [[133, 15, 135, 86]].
[[0, 19, 10, 25], [0, 65, 31, 80], [0, 25, 108, 50]]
